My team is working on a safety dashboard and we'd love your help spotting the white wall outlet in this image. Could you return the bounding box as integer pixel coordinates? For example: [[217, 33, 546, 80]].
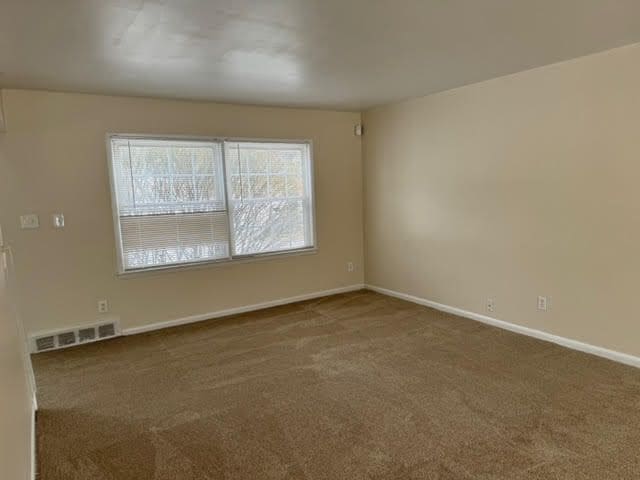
[[20, 214, 39, 229], [537, 296, 548, 311], [52, 213, 65, 229], [347, 261, 355, 272], [97, 299, 109, 314], [486, 298, 495, 313]]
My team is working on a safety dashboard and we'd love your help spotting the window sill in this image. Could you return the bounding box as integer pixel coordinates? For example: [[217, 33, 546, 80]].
[[115, 247, 318, 279]]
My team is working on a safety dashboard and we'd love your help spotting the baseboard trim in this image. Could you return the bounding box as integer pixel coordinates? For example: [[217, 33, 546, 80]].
[[122, 284, 365, 336], [366, 284, 640, 369]]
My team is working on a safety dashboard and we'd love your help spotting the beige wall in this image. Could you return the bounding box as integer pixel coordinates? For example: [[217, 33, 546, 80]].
[[363, 43, 640, 358], [0, 90, 364, 334], [0, 134, 35, 480]]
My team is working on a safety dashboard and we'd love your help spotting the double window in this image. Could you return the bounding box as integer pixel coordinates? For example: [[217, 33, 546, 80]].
[[108, 135, 315, 273]]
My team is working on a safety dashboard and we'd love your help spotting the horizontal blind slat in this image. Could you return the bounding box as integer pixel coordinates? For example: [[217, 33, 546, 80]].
[[120, 212, 230, 270]]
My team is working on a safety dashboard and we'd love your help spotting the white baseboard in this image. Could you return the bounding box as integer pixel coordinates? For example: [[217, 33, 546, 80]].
[[122, 284, 365, 336], [366, 284, 640, 369]]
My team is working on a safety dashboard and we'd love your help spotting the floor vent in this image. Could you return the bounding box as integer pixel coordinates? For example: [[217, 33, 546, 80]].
[[31, 320, 120, 353]]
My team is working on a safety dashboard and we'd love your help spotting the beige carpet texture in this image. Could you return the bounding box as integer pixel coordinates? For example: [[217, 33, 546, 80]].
[[32, 290, 640, 479]]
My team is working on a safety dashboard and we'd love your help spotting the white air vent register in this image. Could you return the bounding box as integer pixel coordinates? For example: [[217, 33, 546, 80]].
[[30, 319, 120, 353]]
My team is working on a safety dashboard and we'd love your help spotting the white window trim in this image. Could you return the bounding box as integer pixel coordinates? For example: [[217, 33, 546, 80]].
[[106, 133, 318, 276]]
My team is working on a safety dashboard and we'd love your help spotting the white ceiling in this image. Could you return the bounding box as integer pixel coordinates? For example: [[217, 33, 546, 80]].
[[2, 0, 640, 110]]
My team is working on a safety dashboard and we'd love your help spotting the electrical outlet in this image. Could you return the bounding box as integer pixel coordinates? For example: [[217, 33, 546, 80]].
[[97, 299, 109, 314], [347, 261, 355, 272], [486, 298, 495, 313], [537, 296, 548, 311]]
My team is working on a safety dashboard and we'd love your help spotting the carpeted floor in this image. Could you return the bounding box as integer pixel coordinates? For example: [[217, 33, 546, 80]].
[[32, 290, 640, 479]]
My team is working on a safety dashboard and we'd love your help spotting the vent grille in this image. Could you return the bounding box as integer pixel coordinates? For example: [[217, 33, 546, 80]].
[[57, 331, 77, 347], [31, 320, 119, 353], [98, 323, 116, 338], [78, 327, 96, 342], [35, 336, 55, 352]]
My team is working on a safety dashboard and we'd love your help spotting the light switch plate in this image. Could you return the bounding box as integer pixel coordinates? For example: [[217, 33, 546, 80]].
[[52, 213, 65, 229], [20, 214, 40, 229]]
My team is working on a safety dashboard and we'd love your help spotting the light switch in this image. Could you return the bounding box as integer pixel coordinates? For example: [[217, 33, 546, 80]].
[[52, 213, 65, 229], [20, 214, 39, 229]]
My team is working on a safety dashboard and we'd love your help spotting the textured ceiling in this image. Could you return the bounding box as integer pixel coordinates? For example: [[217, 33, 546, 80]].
[[2, 0, 640, 110]]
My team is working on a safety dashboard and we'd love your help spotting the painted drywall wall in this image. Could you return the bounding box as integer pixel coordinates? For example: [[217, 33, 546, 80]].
[[363, 43, 640, 358], [0, 132, 35, 480], [0, 90, 364, 334]]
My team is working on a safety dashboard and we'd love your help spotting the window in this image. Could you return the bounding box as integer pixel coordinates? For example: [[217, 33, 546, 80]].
[[108, 136, 315, 273]]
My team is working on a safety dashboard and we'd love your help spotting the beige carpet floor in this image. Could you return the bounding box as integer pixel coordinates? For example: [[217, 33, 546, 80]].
[[32, 290, 640, 479]]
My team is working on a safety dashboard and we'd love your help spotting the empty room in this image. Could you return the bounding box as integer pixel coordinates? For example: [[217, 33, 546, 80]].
[[2, 1, 640, 479]]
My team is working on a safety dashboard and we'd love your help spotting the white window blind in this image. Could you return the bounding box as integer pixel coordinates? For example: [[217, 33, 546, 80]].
[[110, 137, 229, 271], [109, 136, 315, 273]]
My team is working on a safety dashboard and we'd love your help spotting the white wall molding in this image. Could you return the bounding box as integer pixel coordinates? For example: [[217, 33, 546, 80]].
[[366, 284, 640, 369], [122, 284, 365, 336]]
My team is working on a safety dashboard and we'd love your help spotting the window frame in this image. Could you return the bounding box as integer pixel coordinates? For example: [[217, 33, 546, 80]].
[[106, 133, 317, 276]]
